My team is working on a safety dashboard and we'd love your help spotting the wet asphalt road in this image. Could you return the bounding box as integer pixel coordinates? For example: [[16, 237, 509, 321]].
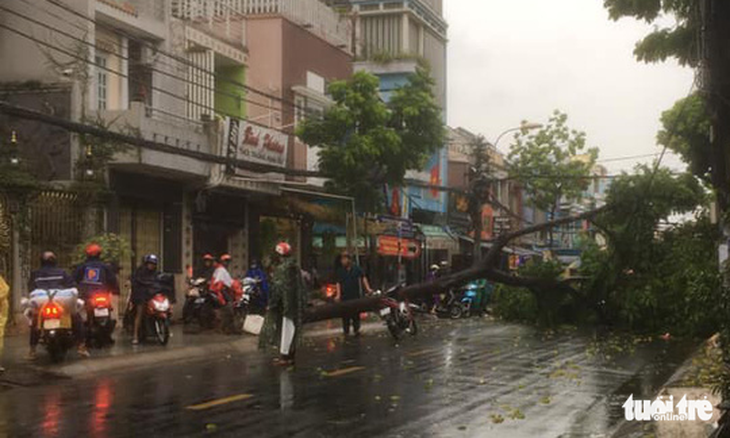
[[0, 318, 694, 438]]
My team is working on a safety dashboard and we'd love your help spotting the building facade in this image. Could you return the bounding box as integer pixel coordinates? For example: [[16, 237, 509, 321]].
[[0, 0, 352, 309]]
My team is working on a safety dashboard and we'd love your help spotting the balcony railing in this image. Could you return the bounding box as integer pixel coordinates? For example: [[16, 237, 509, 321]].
[[172, 0, 352, 52]]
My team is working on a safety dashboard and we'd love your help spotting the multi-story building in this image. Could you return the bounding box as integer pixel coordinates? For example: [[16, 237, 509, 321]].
[[328, 0, 448, 223], [0, 0, 351, 308]]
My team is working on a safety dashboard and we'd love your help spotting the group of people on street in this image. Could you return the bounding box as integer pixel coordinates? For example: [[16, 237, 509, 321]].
[[0, 238, 377, 368], [26, 244, 119, 359]]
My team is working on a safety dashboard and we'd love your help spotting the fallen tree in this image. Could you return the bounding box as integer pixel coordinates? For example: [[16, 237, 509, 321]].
[[304, 206, 608, 323]]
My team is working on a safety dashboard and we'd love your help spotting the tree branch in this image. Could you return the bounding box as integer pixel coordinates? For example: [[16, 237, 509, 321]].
[[305, 205, 609, 322]]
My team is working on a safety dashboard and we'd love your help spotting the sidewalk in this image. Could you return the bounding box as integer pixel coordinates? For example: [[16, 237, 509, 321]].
[[0, 318, 385, 381]]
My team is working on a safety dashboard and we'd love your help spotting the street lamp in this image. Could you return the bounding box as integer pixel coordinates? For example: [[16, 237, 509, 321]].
[[493, 121, 543, 149]]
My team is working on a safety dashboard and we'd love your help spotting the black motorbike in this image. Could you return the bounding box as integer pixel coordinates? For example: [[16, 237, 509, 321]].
[[182, 277, 218, 331]]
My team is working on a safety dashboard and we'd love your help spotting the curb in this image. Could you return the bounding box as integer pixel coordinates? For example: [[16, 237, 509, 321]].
[[26, 321, 386, 379]]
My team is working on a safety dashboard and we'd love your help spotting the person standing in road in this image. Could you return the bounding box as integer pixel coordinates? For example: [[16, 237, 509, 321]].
[[336, 252, 373, 336], [259, 242, 306, 366]]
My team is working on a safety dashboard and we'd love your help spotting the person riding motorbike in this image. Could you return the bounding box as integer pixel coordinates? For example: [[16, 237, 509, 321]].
[[210, 254, 235, 306], [28, 251, 89, 359], [245, 259, 270, 308], [194, 253, 216, 282], [72, 244, 119, 302], [131, 254, 160, 345]]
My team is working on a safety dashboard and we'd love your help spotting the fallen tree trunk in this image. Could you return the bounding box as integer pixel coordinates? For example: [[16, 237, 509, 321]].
[[304, 206, 608, 323]]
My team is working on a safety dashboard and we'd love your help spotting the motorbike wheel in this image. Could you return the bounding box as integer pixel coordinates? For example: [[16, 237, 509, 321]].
[[232, 309, 246, 335], [199, 303, 217, 330], [154, 319, 170, 346], [386, 314, 403, 341], [47, 342, 67, 363], [449, 304, 464, 319], [407, 317, 418, 336]]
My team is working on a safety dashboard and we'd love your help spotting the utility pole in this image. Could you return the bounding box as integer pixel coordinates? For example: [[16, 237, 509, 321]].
[[704, 0, 730, 400], [468, 136, 491, 265]]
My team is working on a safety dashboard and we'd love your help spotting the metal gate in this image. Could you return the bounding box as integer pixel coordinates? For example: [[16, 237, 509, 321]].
[[0, 193, 11, 279], [29, 191, 84, 271]]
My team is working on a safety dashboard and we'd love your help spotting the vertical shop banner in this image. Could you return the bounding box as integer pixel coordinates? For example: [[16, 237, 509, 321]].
[[224, 118, 289, 173]]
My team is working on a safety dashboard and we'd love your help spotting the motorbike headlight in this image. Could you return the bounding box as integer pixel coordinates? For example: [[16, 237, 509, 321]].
[[153, 299, 170, 312]]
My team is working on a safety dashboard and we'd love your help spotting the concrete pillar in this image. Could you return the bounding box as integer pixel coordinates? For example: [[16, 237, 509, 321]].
[[401, 13, 409, 54]]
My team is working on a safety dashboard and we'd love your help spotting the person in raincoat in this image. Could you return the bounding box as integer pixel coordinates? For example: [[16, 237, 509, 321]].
[[258, 242, 307, 366], [0, 274, 9, 373]]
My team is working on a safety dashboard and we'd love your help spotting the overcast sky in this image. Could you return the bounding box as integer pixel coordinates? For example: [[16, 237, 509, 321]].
[[445, 0, 694, 174]]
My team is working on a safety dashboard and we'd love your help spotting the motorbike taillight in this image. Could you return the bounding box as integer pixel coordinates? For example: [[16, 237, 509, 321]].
[[41, 302, 63, 319], [92, 293, 112, 307]]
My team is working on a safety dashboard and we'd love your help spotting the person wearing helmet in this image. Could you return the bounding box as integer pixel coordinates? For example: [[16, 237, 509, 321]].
[[130, 254, 160, 344], [259, 242, 306, 366], [209, 254, 235, 306], [194, 253, 216, 282], [29, 251, 88, 359], [245, 259, 270, 308], [73, 243, 119, 301]]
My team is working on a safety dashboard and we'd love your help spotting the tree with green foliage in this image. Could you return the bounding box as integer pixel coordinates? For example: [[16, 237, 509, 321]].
[[297, 68, 445, 212], [604, 0, 699, 67], [658, 92, 712, 184], [508, 110, 598, 247], [580, 167, 714, 334]]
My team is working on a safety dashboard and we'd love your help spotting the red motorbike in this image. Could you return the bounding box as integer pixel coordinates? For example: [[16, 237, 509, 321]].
[[374, 284, 418, 340], [144, 293, 172, 345], [86, 291, 116, 348]]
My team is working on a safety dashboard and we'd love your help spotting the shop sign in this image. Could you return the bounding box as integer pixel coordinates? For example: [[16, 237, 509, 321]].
[[377, 236, 421, 259], [224, 118, 289, 171]]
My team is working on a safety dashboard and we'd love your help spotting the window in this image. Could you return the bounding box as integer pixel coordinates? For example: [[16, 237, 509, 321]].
[[294, 95, 306, 125], [96, 54, 108, 110]]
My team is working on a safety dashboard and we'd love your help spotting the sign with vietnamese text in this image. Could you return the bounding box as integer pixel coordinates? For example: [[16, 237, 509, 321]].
[[224, 118, 289, 172], [377, 236, 421, 259]]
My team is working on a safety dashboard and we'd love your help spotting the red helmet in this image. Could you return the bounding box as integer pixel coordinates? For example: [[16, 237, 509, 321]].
[[219, 254, 232, 262], [275, 242, 292, 257], [85, 243, 102, 257], [202, 253, 214, 261]]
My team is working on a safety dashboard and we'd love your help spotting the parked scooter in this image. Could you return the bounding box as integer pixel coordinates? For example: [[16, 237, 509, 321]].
[[231, 277, 264, 333], [374, 284, 418, 341], [22, 288, 83, 363], [86, 290, 116, 348]]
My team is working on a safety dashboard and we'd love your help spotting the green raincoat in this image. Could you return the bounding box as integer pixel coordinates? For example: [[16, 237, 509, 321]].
[[258, 258, 307, 351]]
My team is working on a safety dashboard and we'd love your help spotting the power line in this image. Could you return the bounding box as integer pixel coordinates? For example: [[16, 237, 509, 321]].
[[0, 100, 317, 178], [0, 21, 299, 138], [0, 4, 325, 124], [42, 0, 320, 116]]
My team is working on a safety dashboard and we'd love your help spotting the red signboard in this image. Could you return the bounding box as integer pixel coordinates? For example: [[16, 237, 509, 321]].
[[377, 236, 421, 259]]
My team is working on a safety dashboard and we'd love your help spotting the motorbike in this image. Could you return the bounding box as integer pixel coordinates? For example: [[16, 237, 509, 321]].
[[22, 288, 83, 363], [86, 290, 116, 348], [439, 281, 490, 319], [183, 277, 217, 330], [374, 284, 418, 341], [123, 273, 174, 345], [231, 277, 264, 333]]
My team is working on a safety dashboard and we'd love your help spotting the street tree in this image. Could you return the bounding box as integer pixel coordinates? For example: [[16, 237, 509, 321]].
[[658, 92, 712, 185], [297, 68, 445, 212], [507, 110, 598, 247], [603, 0, 699, 67]]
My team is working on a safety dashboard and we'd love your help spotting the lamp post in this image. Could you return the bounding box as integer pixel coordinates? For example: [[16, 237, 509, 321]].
[[493, 122, 543, 150], [469, 122, 542, 263]]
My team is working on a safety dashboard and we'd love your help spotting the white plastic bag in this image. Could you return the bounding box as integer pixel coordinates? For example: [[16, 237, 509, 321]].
[[243, 314, 265, 335]]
